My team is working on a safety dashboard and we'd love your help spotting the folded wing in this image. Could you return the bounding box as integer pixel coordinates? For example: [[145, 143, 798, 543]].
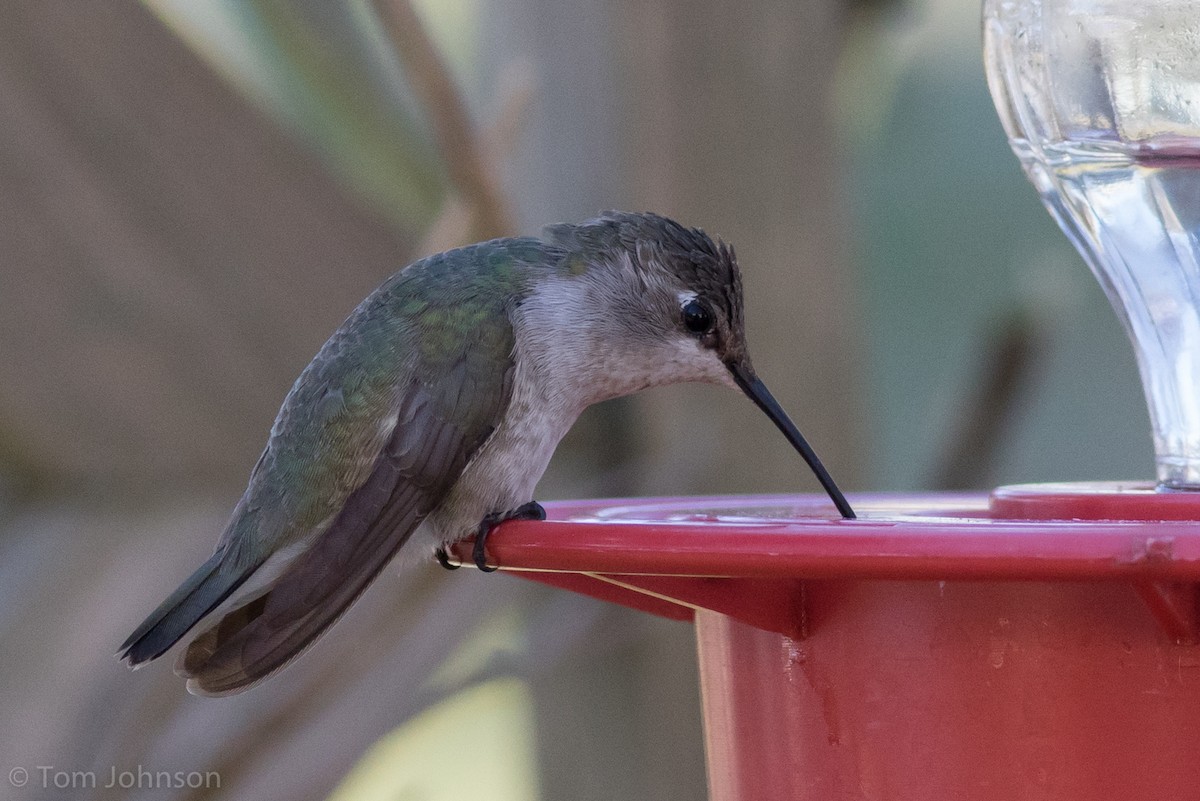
[[178, 337, 515, 695]]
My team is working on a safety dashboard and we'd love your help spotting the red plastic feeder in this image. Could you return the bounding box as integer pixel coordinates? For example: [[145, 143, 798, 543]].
[[453, 483, 1200, 800]]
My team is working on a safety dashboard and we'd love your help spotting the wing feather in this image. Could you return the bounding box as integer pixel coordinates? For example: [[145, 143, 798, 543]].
[[178, 334, 515, 695]]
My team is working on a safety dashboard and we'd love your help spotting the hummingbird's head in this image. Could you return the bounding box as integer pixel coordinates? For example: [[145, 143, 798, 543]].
[[543, 211, 755, 392], [542, 211, 855, 519]]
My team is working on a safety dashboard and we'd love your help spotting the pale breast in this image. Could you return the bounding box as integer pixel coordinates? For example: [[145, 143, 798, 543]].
[[414, 347, 579, 548]]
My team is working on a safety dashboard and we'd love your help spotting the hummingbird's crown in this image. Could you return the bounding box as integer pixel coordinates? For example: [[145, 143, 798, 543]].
[[544, 211, 744, 347]]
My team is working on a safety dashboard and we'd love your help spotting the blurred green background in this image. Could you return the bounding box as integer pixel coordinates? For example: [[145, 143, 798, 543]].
[[0, 0, 1151, 799]]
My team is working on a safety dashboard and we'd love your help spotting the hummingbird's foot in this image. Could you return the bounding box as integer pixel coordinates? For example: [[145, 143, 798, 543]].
[[434, 547, 460, 570], [472, 501, 547, 572]]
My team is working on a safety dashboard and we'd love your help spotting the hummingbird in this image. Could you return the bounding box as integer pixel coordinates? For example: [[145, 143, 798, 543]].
[[118, 211, 854, 696]]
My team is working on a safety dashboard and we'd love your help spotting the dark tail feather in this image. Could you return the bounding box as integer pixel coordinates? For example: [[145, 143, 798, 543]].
[[118, 550, 250, 667]]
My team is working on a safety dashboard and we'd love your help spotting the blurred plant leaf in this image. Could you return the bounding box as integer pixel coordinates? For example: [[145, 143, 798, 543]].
[[144, 0, 448, 232]]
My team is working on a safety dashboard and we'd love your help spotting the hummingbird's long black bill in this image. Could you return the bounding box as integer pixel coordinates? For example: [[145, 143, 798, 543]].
[[727, 362, 856, 519]]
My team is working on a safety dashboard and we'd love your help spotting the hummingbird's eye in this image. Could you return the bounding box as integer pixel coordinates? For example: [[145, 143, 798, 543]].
[[681, 299, 714, 335]]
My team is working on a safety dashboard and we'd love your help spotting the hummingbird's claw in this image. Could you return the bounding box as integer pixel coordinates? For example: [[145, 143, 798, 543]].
[[434, 547, 460, 570], [472, 501, 547, 572], [473, 516, 500, 573]]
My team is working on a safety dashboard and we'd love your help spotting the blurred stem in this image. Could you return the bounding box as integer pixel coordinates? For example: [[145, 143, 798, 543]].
[[371, 0, 513, 242], [931, 309, 1046, 490]]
